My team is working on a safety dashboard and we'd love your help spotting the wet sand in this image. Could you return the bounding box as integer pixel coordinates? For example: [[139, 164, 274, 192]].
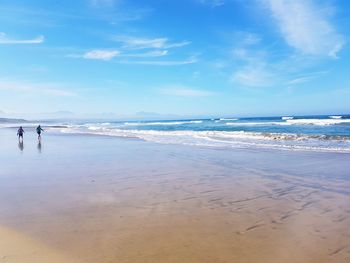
[[0, 128, 349, 262]]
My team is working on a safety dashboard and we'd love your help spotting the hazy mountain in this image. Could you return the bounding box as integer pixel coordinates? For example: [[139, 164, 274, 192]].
[[0, 117, 28, 123], [132, 111, 180, 120]]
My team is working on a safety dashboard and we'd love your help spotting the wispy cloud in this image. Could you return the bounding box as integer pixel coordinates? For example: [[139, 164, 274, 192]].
[[67, 35, 190, 63], [68, 49, 170, 61], [197, 0, 225, 7], [166, 41, 192, 48], [122, 50, 168, 58], [118, 56, 198, 66], [241, 33, 261, 46], [0, 2, 150, 28], [286, 76, 314, 85], [0, 79, 77, 97], [231, 67, 275, 87], [114, 36, 190, 50], [88, 0, 150, 23], [89, 0, 119, 7], [68, 49, 120, 60], [0, 32, 44, 44], [230, 44, 329, 88], [263, 0, 345, 57], [83, 49, 120, 60], [228, 27, 335, 88], [286, 70, 330, 85], [230, 33, 276, 87], [160, 85, 214, 97]]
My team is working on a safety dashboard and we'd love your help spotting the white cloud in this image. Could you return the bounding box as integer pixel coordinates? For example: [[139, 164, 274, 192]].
[[114, 36, 190, 50], [165, 41, 192, 48], [116, 37, 166, 49], [68, 49, 167, 61], [160, 85, 214, 97], [263, 0, 345, 57], [83, 49, 120, 60], [231, 67, 275, 87], [0, 32, 44, 44], [0, 79, 77, 97]]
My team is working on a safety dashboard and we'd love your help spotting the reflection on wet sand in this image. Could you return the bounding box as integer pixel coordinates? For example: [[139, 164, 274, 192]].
[[37, 141, 42, 153], [17, 141, 24, 152]]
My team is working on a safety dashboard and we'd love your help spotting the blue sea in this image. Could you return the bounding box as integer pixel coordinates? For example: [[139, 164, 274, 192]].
[[2, 114, 350, 153]]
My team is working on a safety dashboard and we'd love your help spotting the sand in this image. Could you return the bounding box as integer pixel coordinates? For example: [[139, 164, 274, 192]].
[[0, 128, 349, 262], [0, 226, 79, 263]]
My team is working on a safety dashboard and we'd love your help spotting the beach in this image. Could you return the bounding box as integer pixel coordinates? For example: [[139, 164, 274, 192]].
[[0, 128, 349, 263]]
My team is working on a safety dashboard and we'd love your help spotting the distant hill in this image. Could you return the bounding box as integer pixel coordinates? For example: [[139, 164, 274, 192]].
[[0, 118, 28, 123]]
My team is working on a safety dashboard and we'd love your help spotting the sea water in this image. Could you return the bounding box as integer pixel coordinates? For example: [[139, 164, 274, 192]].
[[2, 115, 350, 153]]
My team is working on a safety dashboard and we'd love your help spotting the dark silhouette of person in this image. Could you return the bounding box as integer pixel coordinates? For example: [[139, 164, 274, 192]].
[[17, 126, 24, 142], [36, 125, 44, 141]]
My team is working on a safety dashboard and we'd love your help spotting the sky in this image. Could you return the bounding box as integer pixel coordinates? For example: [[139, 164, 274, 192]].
[[0, 0, 349, 119]]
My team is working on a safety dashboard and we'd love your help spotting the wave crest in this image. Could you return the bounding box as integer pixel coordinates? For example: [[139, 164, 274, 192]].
[[59, 127, 350, 153], [123, 120, 203, 126]]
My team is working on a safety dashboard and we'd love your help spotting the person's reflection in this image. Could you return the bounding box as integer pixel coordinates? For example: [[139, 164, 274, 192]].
[[37, 141, 42, 153], [18, 141, 24, 152]]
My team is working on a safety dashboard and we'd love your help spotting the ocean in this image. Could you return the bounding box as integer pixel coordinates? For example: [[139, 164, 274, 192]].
[[2, 114, 350, 153]]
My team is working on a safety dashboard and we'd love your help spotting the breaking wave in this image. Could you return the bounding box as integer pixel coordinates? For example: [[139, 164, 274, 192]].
[[219, 118, 238, 121], [225, 118, 350, 126], [123, 120, 203, 126], [286, 118, 350, 125], [2, 114, 350, 153], [58, 126, 350, 153]]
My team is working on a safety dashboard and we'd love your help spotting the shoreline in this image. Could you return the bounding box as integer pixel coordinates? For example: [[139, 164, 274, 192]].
[[3, 125, 350, 154]]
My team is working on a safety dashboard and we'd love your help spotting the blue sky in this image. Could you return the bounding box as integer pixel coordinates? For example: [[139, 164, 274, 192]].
[[0, 0, 349, 118]]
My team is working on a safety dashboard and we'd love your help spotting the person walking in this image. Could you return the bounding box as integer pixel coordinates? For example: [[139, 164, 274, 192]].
[[17, 126, 24, 142], [36, 125, 44, 141]]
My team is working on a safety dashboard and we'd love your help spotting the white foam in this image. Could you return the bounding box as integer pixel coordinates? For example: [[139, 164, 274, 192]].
[[59, 126, 350, 153], [123, 120, 202, 126], [282, 116, 294, 120], [329, 115, 342, 119], [88, 126, 103, 131], [190, 120, 203, 124], [286, 118, 350, 125], [226, 121, 289, 126], [219, 118, 238, 121], [224, 118, 350, 126]]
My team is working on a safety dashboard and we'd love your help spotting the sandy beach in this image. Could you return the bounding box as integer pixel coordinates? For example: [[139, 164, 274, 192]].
[[0, 128, 349, 263]]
